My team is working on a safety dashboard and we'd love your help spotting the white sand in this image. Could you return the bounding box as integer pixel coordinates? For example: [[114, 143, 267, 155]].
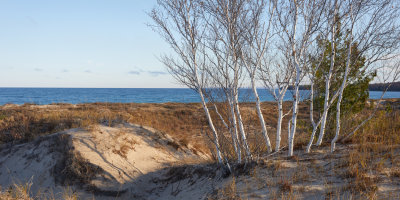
[[0, 124, 223, 199]]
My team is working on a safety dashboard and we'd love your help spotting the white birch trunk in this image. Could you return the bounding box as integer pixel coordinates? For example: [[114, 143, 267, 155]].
[[331, 1, 354, 152], [228, 98, 241, 162], [331, 33, 353, 152], [306, 80, 317, 153], [214, 104, 229, 129], [198, 89, 223, 163], [317, 86, 330, 145], [331, 94, 342, 152], [250, 75, 273, 153], [316, 0, 340, 146], [234, 92, 252, 160], [214, 103, 241, 159], [288, 62, 301, 157], [275, 97, 284, 152], [331, 57, 349, 152], [316, 23, 337, 146], [288, 3, 299, 157]]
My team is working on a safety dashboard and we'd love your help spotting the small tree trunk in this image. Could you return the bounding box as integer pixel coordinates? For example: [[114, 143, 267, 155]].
[[331, 99, 341, 152], [331, 74, 346, 152], [250, 74, 272, 153], [198, 88, 223, 164], [288, 62, 301, 157], [306, 81, 317, 153], [306, 80, 324, 153], [316, 44, 336, 146], [331, 37, 352, 152], [317, 3, 338, 146], [228, 98, 241, 162], [317, 103, 329, 145], [234, 92, 252, 160], [275, 99, 284, 152]]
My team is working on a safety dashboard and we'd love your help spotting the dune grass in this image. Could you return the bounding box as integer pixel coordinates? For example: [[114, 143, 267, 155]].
[[0, 100, 399, 199]]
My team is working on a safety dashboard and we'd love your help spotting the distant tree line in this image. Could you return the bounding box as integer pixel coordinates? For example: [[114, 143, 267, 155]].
[[289, 81, 400, 91], [369, 81, 400, 91]]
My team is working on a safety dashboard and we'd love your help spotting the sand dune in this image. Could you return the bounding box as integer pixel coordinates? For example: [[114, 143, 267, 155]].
[[0, 124, 226, 199]]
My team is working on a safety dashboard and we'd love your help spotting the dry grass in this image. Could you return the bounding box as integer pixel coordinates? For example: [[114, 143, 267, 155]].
[[0, 103, 210, 154], [1, 99, 397, 161], [207, 102, 400, 199], [278, 177, 293, 193], [0, 182, 80, 200], [1, 100, 399, 199], [338, 104, 400, 196], [0, 101, 312, 160], [208, 176, 241, 200], [59, 150, 104, 186]]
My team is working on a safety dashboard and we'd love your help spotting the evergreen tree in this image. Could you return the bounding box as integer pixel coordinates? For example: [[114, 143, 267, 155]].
[[313, 22, 376, 138]]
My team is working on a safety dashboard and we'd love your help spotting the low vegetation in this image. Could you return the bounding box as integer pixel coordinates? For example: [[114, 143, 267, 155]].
[[0, 99, 399, 199], [0, 101, 310, 157]]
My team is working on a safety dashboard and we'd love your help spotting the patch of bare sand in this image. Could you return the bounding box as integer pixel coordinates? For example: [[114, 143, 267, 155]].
[[0, 124, 223, 200]]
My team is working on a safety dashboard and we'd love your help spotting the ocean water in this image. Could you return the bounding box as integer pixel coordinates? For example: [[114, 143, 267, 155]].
[[0, 88, 399, 105]]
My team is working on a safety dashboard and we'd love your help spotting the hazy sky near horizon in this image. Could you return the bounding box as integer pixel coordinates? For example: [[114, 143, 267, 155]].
[[0, 0, 181, 88]]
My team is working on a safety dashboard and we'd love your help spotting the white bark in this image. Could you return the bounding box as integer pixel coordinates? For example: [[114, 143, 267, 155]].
[[250, 75, 273, 153], [287, 118, 292, 152], [151, 0, 225, 164], [288, 1, 299, 157], [306, 109, 327, 153], [331, 42, 351, 152], [213, 104, 229, 130], [331, 3, 354, 152], [228, 98, 242, 162], [306, 80, 317, 153], [316, 1, 338, 146], [288, 61, 301, 157], [234, 92, 252, 160], [259, 63, 291, 152], [273, 0, 323, 156], [306, 36, 329, 153], [199, 89, 223, 163], [275, 99, 283, 152], [214, 102, 241, 159], [274, 86, 290, 152]]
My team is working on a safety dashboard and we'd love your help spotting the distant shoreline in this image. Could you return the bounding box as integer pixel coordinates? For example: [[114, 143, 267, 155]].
[[368, 82, 400, 91], [287, 81, 400, 91]]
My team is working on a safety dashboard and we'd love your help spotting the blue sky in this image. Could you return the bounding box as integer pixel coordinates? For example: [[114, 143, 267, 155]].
[[0, 0, 179, 88]]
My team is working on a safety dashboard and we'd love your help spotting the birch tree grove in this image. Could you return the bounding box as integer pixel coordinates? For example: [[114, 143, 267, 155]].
[[330, 0, 400, 152], [150, 0, 224, 163], [151, 0, 400, 165], [273, 0, 326, 156], [240, 0, 275, 153], [202, 0, 257, 161]]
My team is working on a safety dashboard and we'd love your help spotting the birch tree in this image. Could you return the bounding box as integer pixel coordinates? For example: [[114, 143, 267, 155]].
[[273, 0, 325, 156], [150, 0, 224, 163], [316, 0, 341, 146], [200, 0, 275, 161], [327, 0, 400, 152], [240, 0, 275, 153], [259, 50, 294, 152], [305, 39, 328, 153]]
